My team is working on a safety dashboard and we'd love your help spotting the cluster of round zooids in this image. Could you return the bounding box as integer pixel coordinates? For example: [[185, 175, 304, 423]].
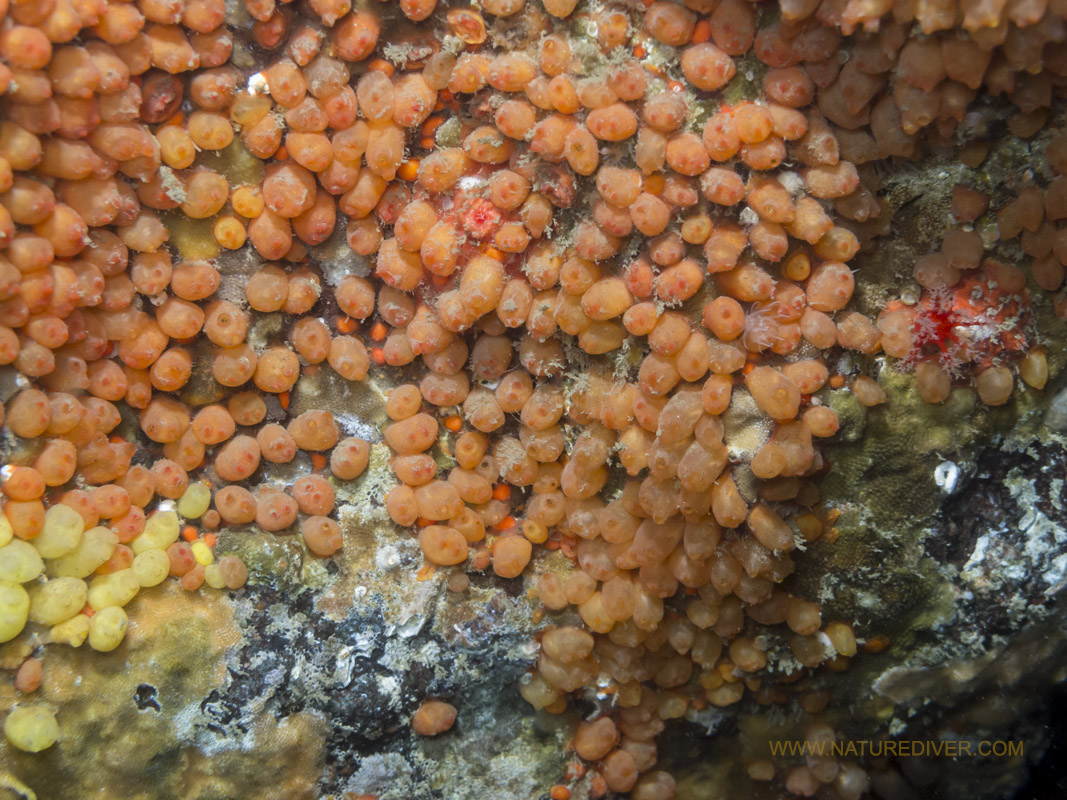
[[0, 0, 1064, 794]]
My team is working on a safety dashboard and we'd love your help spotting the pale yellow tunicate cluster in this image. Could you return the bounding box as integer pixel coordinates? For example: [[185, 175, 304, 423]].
[[0, 581, 30, 643], [133, 549, 171, 587], [3, 706, 60, 753], [28, 578, 88, 626], [32, 506, 84, 559], [50, 614, 90, 648], [131, 509, 181, 554], [177, 481, 212, 519], [0, 541, 43, 584], [88, 569, 141, 611], [88, 607, 129, 653], [0, 506, 185, 656], [49, 527, 120, 579], [204, 563, 227, 589]]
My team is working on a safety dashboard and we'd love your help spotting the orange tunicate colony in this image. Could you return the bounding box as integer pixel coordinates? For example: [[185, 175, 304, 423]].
[[0, 0, 1062, 793]]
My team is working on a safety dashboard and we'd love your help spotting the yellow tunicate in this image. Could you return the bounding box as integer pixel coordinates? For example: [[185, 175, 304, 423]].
[[88, 606, 128, 652], [87, 569, 140, 610], [50, 614, 90, 647], [47, 527, 119, 579], [32, 504, 85, 559], [0, 581, 30, 643], [4, 706, 59, 752], [0, 513, 12, 547], [132, 549, 170, 587], [191, 540, 214, 566], [28, 577, 88, 626], [204, 563, 226, 589], [131, 510, 180, 555], [0, 540, 44, 583], [177, 481, 212, 519]]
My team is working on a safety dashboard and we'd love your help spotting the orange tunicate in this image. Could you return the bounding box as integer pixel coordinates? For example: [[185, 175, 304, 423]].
[[301, 516, 343, 556], [542, 0, 578, 16], [151, 459, 190, 500], [0, 466, 45, 501], [976, 366, 1013, 406], [209, 344, 255, 387], [34, 439, 77, 487], [701, 296, 743, 341], [587, 104, 638, 142], [644, 1, 696, 46], [642, 94, 687, 134], [681, 43, 736, 91], [256, 489, 299, 532], [575, 717, 619, 761], [489, 53, 537, 93], [257, 424, 297, 464], [745, 367, 801, 420], [395, 455, 437, 486], [386, 384, 423, 421], [214, 435, 262, 482], [138, 397, 189, 444], [214, 486, 258, 529], [415, 480, 464, 521], [227, 392, 266, 428], [217, 555, 248, 589], [716, 262, 774, 303], [287, 410, 339, 452], [411, 699, 457, 736], [665, 133, 710, 177], [419, 525, 468, 565], [459, 256, 505, 318], [254, 347, 300, 393], [245, 266, 288, 312], [803, 405, 839, 437], [582, 278, 633, 321], [701, 167, 745, 207], [806, 261, 855, 311], [493, 535, 532, 578], [167, 542, 198, 577], [385, 413, 439, 455], [463, 125, 512, 164], [92, 484, 130, 520], [290, 318, 331, 365], [495, 100, 538, 141], [5, 499, 45, 539], [915, 361, 951, 404], [748, 504, 795, 551]]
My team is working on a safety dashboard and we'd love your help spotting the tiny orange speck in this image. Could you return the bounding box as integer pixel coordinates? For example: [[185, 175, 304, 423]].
[[397, 160, 420, 181], [367, 58, 394, 75], [416, 564, 436, 581]]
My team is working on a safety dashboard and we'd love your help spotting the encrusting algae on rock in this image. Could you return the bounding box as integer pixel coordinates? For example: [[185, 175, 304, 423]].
[[0, 0, 1065, 796]]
